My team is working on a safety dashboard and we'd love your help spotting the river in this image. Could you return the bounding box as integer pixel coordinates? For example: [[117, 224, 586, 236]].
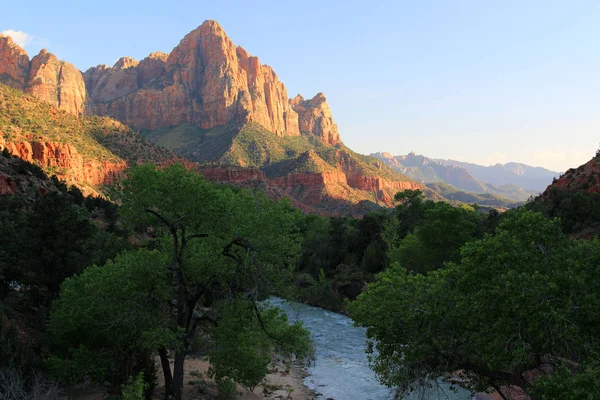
[[268, 298, 473, 400]]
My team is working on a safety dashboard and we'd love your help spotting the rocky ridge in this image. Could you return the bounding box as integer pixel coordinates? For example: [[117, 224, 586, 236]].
[[0, 136, 125, 189], [0, 22, 424, 214], [542, 156, 600, 195], [0, 34, 86, 115], [373, 151, 542, 203], [0, 22, 343, 146], [0, 84, 184, 194], [291, 93, 341, 145], [82, 20, 337, 145]]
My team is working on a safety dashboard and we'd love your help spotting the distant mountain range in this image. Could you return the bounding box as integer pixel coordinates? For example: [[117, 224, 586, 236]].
[[372, 152, 560, 202], [434, 158, 561, 192]]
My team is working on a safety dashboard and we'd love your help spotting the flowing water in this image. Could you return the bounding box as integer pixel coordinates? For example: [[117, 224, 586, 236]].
[[268, 298, 472, 400]]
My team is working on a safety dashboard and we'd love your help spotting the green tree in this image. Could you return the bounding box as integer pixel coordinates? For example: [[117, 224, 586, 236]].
[[0, 187, 126, 307], [208, 301, 312, 392], [391, 189, 432, 239], [49, 249, 168, 390], [360, 240, 386, 274], [388, 202, 478, 274], [51, 164, 312, 400], [351, 209, 600, 397]]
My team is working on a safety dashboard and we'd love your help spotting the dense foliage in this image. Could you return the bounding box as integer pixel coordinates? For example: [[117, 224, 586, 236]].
[[49, 164, 313, 400], [350, 209, 600, 398], [294, 190, 499, 311], [0, 156, 125, 371], [527, 186, 600, 237], [4, 139, 599, 400]]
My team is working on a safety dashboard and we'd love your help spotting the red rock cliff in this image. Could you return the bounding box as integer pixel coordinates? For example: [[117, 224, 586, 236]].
[[27, 49, 87, 115], [0, 34, 30, 89], [0, 35, 86, 115], [543, 157, 600, 195], [0, 136, 125, 186], [291, 93, 342, 145], [86, 20, 302, 136], [1, 23, 344, 144]]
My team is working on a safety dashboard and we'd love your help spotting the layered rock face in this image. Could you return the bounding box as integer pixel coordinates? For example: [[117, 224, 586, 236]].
[[0, 136, 126, 187], [0, 35, 86, 115], [0, 22, 425, 214], [86, 21, 302, 136], [1, 22, 342, 145], [27, 49, 87, 115], [83, 57, 140, 103], [0, 34, 30, 89], [81, 21, 342, 145], [291, 93, 341, 145]]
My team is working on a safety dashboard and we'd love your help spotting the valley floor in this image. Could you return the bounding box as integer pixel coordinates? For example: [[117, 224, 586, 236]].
[[59, 356, 315, 400], [152, 356, 316, 400]]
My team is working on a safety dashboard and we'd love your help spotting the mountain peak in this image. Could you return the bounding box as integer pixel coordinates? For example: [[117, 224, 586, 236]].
[[199, 19, 225, 33], [0, 33, 26, 54], [1, 21, 347, 146], [145, 51, 168, 61], [290, 93, 341, 145], [180, 20, 228, 44], [312, 92, 327, 101], [0, 34, 30, 89], [113, 56, 138, 69]]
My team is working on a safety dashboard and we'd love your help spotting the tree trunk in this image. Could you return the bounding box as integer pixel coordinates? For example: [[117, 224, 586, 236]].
[[158, 347, 173, 400], [490, 381, 509, 400], [172, 350, 186, 400]]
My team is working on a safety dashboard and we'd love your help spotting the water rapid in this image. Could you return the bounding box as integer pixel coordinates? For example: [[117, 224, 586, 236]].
[[269, 298, 473, 400]]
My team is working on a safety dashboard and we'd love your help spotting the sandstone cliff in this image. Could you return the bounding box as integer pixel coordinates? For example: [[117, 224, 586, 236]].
[[0, 84, 186, 194], [82, 21, 343, 146], [0, 22, 428, 215], [1, 22, 343, 145], [27, 49, 87, 115], [291, 93, 341, 145], [0, 34, 30, 89], [86, 21, 301, 136], [0, 35, 86, 115], [0, 136, 125, 188]]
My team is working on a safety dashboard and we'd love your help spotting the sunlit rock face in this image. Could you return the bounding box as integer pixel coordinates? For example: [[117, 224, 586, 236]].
[[291, 93, 342, 145], [0, 35, 86, 115], [84, 20, 304, 136]]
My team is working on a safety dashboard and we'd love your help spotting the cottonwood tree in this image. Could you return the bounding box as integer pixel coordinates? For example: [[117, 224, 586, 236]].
[[50, 164, 312, 400], [350, 209, 600, 398]]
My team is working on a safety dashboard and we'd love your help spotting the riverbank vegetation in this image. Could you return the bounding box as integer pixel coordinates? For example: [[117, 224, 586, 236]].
[[2, 150, 599, 399], [293, 189, 501, 311], [1, 159, 312, 400], [349, 206, 600, 398]]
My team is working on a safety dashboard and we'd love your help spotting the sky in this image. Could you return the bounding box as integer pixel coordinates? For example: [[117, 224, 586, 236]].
[[2, 0, 599, 172]]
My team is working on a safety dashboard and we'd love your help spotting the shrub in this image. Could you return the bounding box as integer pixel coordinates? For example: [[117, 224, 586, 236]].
[[215, 377, 237, 400], [0, 368, 59, 400], [121, 372, 147, 400]]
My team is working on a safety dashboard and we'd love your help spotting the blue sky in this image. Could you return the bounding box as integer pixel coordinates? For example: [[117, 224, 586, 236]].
[[2, 0, 599, 171]]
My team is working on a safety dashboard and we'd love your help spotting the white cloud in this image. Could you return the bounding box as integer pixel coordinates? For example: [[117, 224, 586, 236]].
[[1, 30, 34, 47]]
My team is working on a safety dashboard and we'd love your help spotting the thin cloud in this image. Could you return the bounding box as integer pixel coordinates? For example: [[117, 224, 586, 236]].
[[2, 30, 32, 47], [1, 29, 48, 49]]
